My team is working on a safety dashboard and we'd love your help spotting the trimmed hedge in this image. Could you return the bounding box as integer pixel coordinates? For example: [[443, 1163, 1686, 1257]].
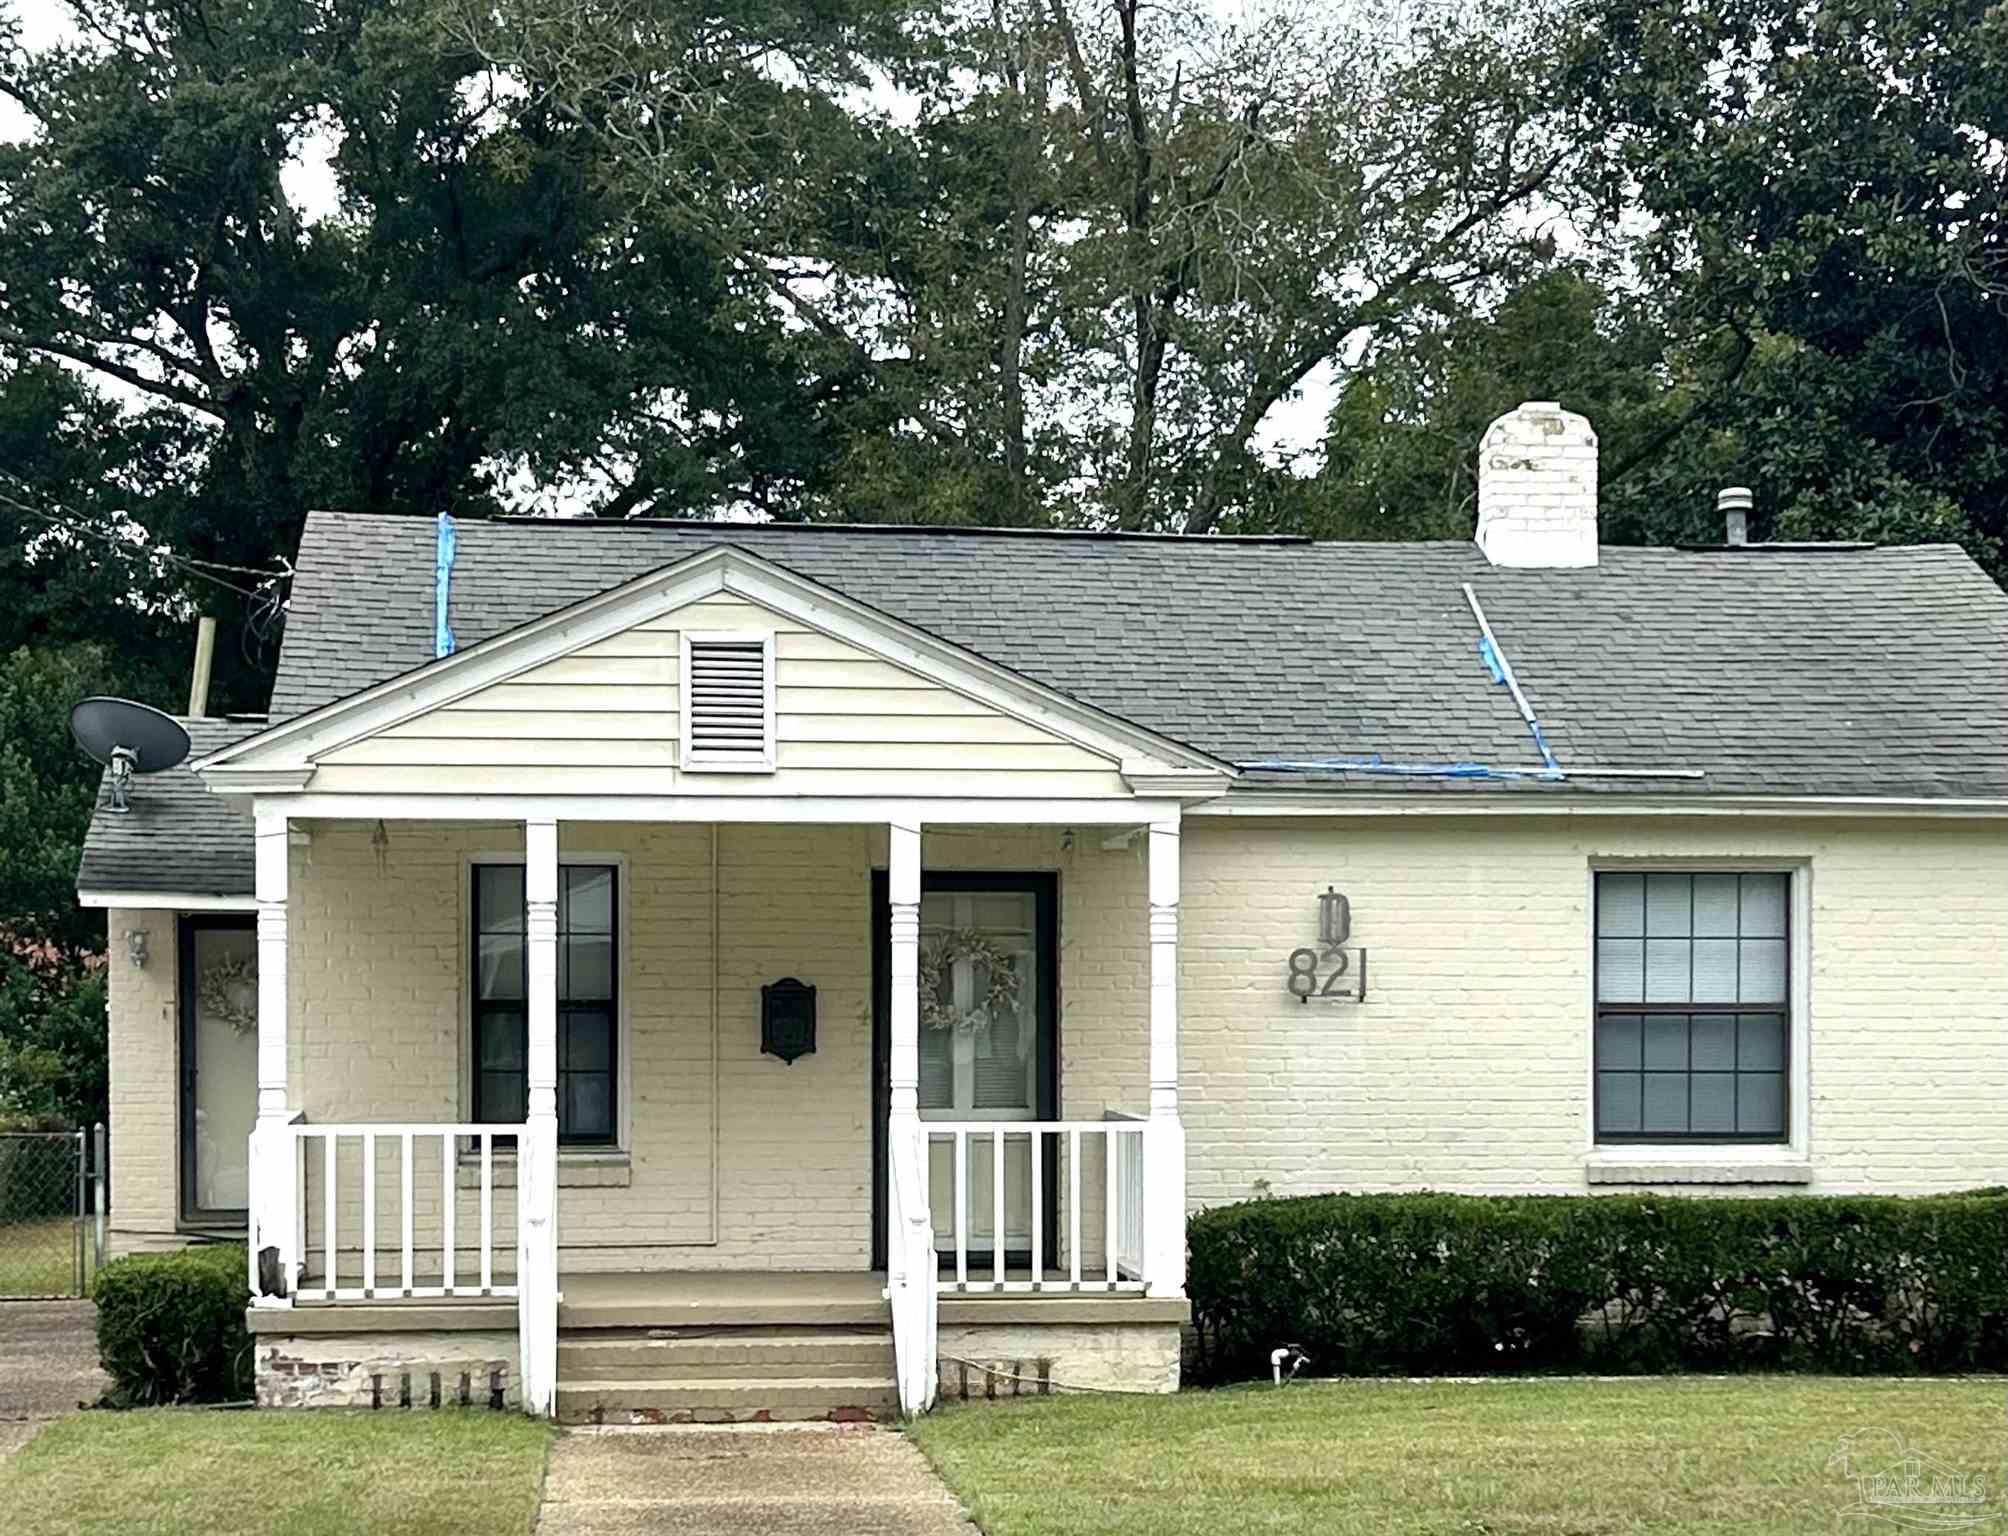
[[1188, 1191, 2008, 1381], [92, 1242, 252, 1405]]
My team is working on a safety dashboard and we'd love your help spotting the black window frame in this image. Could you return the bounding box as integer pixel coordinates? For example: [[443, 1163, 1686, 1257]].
[[177, 912, 256, 1227], [1592, 869, 1792, 1146], [470, 860, 620, 1148], [870, 870, 1059, 1273]]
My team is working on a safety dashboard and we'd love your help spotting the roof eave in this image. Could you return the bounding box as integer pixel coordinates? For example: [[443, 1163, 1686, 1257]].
[[1199, 786, 2008, 817]]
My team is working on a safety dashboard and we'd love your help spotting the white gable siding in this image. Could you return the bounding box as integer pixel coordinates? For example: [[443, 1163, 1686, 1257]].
[[307, 594, 1128, 797]]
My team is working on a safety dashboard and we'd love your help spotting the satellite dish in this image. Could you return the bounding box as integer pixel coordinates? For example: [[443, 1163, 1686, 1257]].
[[70, 697, 191, 814]]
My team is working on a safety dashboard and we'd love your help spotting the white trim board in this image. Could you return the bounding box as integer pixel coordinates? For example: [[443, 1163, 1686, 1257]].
[[1192, 793, 2008, 819], [253, 794, 1190, 826], [78, 890, 257, 911], [191, 545, 1233, 792]]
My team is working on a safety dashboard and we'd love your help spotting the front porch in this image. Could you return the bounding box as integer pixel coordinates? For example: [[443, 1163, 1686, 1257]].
[[236, 809, 1193, 1417], [250, 1263, 1189, 1420]]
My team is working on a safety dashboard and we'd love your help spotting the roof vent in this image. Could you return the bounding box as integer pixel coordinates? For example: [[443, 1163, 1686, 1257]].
[[1476, 401, 1599, 568], [1718, 486, 1753, 546], [682, 633, 774, 772]]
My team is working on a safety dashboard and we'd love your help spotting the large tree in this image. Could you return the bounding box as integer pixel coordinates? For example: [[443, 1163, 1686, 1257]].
[[458, 0, 1603, 531], [0, 0, 871, 695], [1581, 0, 2008, 575], [1281, 0, 2008, 584]]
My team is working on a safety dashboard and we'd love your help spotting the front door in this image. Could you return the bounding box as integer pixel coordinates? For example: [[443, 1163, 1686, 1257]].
[[178, 915, 259, 1226], [872, 872, 1057, 1270]]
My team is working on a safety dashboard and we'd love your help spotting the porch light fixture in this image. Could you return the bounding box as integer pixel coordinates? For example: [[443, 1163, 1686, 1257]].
[[124, 928, 149, 970]]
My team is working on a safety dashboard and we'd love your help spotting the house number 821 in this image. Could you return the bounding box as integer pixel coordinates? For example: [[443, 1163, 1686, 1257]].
[[1286, 946, 1355, 998], [1284, 886, 1367, 1003]]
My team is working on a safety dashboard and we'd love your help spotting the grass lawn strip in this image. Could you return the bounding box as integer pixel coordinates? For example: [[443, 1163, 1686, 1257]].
[[0, 1409, 552, 1536], [0, 1217, 91, 1298], [910, 1376, 2008, 1536]]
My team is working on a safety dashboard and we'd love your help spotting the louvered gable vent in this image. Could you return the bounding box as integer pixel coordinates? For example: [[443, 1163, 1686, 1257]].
[[682, 633, 774, 771]]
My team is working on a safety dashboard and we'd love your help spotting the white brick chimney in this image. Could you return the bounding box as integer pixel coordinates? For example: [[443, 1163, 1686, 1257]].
[[1476, 401, 1599, 568]]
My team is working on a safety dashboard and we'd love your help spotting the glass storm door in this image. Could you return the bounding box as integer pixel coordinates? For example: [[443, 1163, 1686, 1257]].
[[919, 885, 1046, 1255], [872, 872, 1058, 1271], [179, 917, 259, 1223]]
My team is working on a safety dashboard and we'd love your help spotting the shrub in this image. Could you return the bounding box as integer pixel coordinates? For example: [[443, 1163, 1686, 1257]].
[[92, 1243, 252, 1404], [1187, 1191, 2008, 1382]]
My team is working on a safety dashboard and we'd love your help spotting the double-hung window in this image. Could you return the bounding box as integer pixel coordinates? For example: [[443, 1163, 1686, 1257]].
[[1593, 870, 1790, 1143], [472, 862, 619, 1145]]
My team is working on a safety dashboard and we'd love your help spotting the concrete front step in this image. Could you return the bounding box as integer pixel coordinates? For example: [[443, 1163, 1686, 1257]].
[[558, 1327, 894, 1381], [556, 1374, 901, 1425]]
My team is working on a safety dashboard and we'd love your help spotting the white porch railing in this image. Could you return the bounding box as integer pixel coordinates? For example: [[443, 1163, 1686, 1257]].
[[926, 1119, 1149, 1295], [268, 1123, 527, 1302], [250, 1117, 557, 1414], [1106, 1110, 1147, 1283]]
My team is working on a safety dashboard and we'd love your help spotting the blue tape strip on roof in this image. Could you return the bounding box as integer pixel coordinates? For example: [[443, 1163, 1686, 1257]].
[[1473, 629, 1562, 776], [434, 511, 458, 659], [1240, 754, 1557, 782], [1477, 635, 1506, 686]]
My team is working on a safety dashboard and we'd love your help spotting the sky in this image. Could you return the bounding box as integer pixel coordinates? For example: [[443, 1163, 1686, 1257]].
[[0, 0, 1337, 515]]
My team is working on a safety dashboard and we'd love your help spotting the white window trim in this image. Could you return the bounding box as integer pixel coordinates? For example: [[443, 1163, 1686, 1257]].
[[1582, 857, 1812, 1178], [679, 629, 776, 774], [462, 850, 632, 1153]]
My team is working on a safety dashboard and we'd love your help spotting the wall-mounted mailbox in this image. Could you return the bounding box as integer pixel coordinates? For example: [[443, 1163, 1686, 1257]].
[[760, 977, 817, 1065]]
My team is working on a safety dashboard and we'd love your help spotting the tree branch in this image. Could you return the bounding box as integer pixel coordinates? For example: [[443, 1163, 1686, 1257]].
[[0, 327, 226, 419], [1181, 149, 1569, 535], [1605, 325, 1756, 486], [1044, 0, 1108, 172]]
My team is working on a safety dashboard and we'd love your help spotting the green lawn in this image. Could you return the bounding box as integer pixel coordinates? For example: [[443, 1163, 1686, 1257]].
[[910, 1377, 2008, 1536], [0, 1410, 552, 1536], [0, 1216, 89, 1298]]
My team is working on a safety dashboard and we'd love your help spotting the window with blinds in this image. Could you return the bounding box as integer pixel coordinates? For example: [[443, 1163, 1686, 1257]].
[[1593, 870, 1792, 1143], [681, 632, 774, 772]]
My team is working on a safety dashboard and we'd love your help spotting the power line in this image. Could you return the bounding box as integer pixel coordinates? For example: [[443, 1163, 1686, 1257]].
[[0, 475, 289, 605]]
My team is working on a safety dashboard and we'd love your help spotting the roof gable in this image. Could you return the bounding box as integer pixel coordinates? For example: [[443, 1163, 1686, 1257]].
[[195, 543, 1232, 796]]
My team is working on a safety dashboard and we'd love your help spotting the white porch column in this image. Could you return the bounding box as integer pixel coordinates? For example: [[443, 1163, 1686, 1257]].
[[248, 805, 294, 1304], [884, 820, 936, 1412], [1145, 815, 1187, 1295], [888, 823, 923, 1125], [518, 818, 560, 1416]]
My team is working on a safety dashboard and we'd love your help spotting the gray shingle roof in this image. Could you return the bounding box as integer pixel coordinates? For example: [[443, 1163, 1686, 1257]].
[[273, 511, 2008, 799], [76, 716, 263, 897], [77, 511, 2008, 898]]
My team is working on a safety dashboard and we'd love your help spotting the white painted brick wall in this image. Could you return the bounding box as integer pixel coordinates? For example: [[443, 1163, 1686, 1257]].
[[104, 812, 2006, 1270], [105, 908, 181, 1255], [274, 820, 1151, 1275], [1179, 816, 2008, 1199]]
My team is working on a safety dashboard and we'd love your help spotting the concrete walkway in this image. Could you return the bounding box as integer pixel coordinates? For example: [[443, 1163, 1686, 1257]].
[[0, 1302, 105, 1460], [537, 1424, 979, 1536]]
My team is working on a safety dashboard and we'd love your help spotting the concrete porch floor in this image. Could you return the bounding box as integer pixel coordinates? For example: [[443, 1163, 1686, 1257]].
[[262, 1267, 1187, 1334], [562, 1270, 889, 1329]]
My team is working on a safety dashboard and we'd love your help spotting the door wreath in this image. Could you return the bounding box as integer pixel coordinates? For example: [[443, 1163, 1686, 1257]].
[[197, 954, 259, 1035], [919, 928, 1022, 1034]]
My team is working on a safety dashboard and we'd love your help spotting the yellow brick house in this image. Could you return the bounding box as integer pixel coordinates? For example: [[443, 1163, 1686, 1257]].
[[76, 402, 2008, 1419]]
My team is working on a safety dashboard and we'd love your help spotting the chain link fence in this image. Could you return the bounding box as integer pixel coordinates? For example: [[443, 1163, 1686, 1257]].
[[0, 1128, 105, 1300]]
